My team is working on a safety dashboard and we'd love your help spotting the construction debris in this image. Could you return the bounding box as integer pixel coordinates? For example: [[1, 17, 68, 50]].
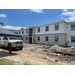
[[49, 45, 75, 56], [55, 60, 58, 62], [23, 43, 75, 64]]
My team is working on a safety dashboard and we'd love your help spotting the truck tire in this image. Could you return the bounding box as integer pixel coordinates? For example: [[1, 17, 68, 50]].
[[8, 44, 12, 54], [19, 47, 22, 50]]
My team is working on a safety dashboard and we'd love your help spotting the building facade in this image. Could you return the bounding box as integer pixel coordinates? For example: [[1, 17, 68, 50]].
[[18, 21, 75, 46]]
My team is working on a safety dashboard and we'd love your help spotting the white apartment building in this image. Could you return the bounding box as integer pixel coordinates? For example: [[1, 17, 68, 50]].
[[18, 21, 75, 46]]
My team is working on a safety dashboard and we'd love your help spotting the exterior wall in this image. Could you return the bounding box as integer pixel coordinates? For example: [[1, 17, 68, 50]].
[[35, 22, 67, 35], [67, 24, 75, 46], [18, 29, 28, 35], [35, 34, 67, 46], [17, 21, 75, 46], [32, 27, 35, 43], [21, 35, 29, 43]]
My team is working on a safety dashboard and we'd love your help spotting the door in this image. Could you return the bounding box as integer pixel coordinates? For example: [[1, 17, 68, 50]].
[[29, 37, 32, 43], [0, 37, 4, 46], [1, 37, 8, 47]]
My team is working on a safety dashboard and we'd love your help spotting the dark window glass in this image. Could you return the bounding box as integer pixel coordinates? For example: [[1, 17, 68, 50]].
[[45, 36, 48, 41], [46, 26, 49, 31], [71, 24, 75, 30], [26, 30, 28, 33], [71, 36, 75, 42], [38, 28, 40, 32], [55, 36, 59, 42], [26, 37, 27, 40], [55, 25, 59, 30], [37, 37, 40, 41]]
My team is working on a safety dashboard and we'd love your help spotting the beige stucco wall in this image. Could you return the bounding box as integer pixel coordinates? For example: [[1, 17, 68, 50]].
[[35, 34, 67, 46], [21, 35, 29, 43]]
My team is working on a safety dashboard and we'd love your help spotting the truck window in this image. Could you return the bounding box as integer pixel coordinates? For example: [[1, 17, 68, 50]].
[[9, 37, 18, 40], [3, 37, 8, 40]]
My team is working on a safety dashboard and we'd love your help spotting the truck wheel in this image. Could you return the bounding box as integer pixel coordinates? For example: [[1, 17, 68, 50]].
[[19, 47, 22, 50], [8, 44, 12, 54]]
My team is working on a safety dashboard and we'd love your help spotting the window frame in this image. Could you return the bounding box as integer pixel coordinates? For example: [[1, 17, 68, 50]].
[[45, 36, 49, 41], [22, 30, 24, 34], [71, 24, 75, 30], [55, 25, 59, 30], [37, 36, 40, 41], [71, 36, 75, 42], [19, 31, 20, 34], [55, 36, 59, 42], [3, 37, 8, 40], [26, 37, 27, 40], [45, 26, 49, 31], [26, 29, 28, 34], [22, 37, 23, 40], [37, 27, 40, 32]]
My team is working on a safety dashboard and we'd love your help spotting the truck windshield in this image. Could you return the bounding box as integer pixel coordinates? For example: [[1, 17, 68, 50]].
[[9, 37, 18, 40]]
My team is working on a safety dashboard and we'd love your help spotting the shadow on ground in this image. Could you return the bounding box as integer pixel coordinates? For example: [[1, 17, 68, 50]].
[[0, 51, 18, 58], [0, 47, 22, 51], [0, 47, 22, 58]]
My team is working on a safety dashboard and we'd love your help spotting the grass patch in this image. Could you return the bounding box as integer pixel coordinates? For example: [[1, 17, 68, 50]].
[[0, 58, 14, 65]]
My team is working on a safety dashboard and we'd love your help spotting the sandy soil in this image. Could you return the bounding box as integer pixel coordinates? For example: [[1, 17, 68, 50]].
[[0, 43, 73, 65]]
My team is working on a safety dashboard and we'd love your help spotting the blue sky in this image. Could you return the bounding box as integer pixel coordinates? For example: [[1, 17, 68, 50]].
[[0, 9, 75, 30]]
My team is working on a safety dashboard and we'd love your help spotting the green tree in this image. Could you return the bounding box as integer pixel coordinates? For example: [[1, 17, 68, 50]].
[[0, 22, 4, 28]]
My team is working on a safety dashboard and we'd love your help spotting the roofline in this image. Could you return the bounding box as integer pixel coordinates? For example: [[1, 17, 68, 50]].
[[36, 20, 66, 28], [66, 21, 75, 24], [27, 26, 35, 29], [18, 20, 75, 31]]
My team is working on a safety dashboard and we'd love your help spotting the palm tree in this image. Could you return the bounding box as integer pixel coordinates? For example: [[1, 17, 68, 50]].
[[0, 22, 4, 28]]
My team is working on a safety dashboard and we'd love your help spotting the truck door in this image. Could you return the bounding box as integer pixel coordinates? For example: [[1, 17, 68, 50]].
[[0, 37, 4, 46], [0, 37, 3, 46], [2, 37, 8, 46], [4, 37, 8, 43]]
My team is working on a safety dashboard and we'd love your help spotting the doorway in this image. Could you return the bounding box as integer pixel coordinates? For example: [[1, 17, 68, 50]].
[[29, 28, 33, 36], [29, 37, 32, 43]]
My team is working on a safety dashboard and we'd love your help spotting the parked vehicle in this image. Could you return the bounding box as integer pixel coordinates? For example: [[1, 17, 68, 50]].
[[0, 37, 23, 53]]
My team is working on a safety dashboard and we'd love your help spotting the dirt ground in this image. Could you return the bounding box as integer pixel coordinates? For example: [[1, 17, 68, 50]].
[[0, 43, 75, 65]]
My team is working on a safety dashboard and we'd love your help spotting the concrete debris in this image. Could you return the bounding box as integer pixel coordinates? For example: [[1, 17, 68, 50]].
[[55, 60, 58, 62], [31, 49, 33, 51], [43, 46, 50, 49], [23, 43, 75, 63], [57, 54, 61, 56], [49, 45, 75, 56], [43, 56, 46, 59], [43, 50, 48, 52]]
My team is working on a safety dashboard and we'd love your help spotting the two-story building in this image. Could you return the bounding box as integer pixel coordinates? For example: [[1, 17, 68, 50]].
[[18, 20, 75, 46]]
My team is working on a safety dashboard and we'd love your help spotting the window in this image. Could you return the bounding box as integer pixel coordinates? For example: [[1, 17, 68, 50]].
[[55, 25, 59, 30], [22, 30, 24, 34], [19, 31, 20, 34], [26, 37, 27, 40], [38, 28, 40, 32], [37, 37, 40, 41], [71, 36, 75, 42], [45, 36, 48, 41], [22, 37, 23, 40], [3, 37, 8, 40], [55, 36, 59, 42], [9, 37, 18, 40], [26, 29, 28, 33], [46, 26, 49, 31], [71, 24, 75, 30]]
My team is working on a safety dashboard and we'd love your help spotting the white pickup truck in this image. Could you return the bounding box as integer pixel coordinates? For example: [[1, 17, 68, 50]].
[[0, 37, 23, 51]]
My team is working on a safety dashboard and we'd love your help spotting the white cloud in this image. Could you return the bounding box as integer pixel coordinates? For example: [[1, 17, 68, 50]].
[[60, 17, 65, 19], [0, 14, 6, 18], [30, 9, 43, 13], [59, 9, 75, 22], [2, 26, 26, 30]]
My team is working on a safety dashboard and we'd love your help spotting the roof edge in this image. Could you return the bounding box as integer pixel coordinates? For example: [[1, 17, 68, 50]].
[[36, 20, 66, 28]]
